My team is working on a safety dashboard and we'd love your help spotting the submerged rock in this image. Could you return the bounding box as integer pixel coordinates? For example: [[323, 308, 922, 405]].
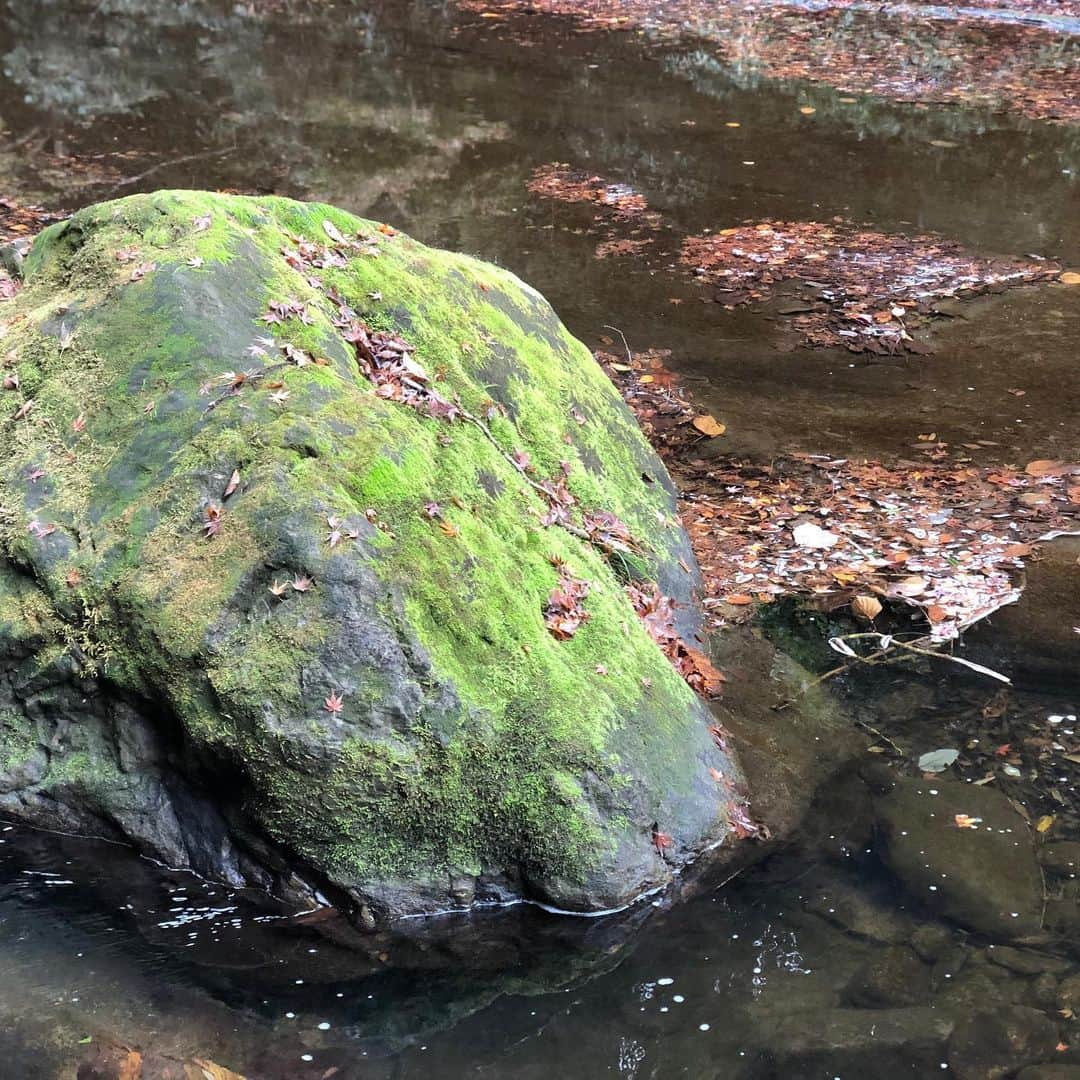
[[875, 777, 1044, 940], [947, 1005, 1059, 1080], [0, 191, 744, 921], [764, 1006, 955, 1075]]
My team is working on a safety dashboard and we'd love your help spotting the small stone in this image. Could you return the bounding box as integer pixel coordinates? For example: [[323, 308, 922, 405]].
[[1058, 974, 1080, 1014], [988, 946, 1072, 978], [1040, 842, 1080, 876], [844, 946, 931, 1008], [911, 924, 955, 963], [947, 1005, 1058, 1080], [1028, 973, 1060, 1010]]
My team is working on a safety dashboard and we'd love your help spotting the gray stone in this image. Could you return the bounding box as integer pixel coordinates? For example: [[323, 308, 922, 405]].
[[947, 1005, 1059, 1080], [912, 923, 958, 962], [1042, 842, 1080, 877], [766, 1007, 955, 1075], [1030, 973, 1061, 1010], [843, 945, 932, 1008], [875, 777, 1044, 940], [988, 946, 1073, 977], [1059, 974, 1080, 1013]]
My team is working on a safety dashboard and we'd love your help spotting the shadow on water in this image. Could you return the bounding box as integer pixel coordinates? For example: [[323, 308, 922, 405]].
[[0, 1, 1077, 1076]]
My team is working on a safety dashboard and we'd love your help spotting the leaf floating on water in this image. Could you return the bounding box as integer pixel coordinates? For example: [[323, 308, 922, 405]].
[[851, 594, 882, 620], [1059, 271, 1080, 285], [1024, 459, 1069, 477], [1035, 814, 1055, 834], [891, 574, 928, 597], [799, 106, 816, 115], [723, 593, 753, 606], [691, 414, 725, 437], [954, 813, 981, 829], [918, 748, 959, 773], [792, 522, 839, 549]]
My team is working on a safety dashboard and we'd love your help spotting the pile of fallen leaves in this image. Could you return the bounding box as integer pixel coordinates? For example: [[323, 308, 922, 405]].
[[680, 220, 1062, 353], [0, 196, 65, 244], [527, 164, 656, 222], [544, 560, 592, 639], [0, 197, 67, 301], [527, 169, 1065, 351], [627, 582, 726, 696], [460, 0, 1080, 124], [598, 349, 1080, 640], [527, 163, 662, 259]]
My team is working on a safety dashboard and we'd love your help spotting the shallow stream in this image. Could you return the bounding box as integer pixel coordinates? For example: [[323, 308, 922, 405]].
[[0, 2, 1076, 1076]]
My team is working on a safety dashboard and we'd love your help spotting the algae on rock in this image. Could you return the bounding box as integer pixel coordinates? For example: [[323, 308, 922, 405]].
[[0, 190, 744, 919]]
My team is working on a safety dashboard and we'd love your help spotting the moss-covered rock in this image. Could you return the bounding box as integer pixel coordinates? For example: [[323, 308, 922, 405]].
[[0, 190, 743, 920]]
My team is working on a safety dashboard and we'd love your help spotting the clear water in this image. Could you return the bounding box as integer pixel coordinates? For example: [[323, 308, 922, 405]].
[[0, 2, 1076, 1076]]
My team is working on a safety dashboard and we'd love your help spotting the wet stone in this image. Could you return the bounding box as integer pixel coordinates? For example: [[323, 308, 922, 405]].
[[1029, 973, 1061, 1010], [911, 923, 957, 963], [875, 777, 1044, 940], [802, 878, 915, 945], [765, 1007, 955, 1076], [947, 1005, 1060, 1080], [1058, 974, 1080, 1013], [1041, 842, 1080, 877], [843, 945, 932, 1008], [988, 946, 1073, 977], [935, 969, 1029, 1014]]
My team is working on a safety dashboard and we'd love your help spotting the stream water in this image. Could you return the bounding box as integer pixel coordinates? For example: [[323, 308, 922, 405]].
[[0, 1, 1077, 1077]]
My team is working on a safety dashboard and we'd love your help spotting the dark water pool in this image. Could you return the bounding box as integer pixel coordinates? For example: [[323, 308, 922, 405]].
[[0, 2, 1077, 1076]]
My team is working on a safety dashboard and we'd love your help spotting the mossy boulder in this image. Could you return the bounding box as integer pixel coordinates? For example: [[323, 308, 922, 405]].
[[0, 190, 744, 921]]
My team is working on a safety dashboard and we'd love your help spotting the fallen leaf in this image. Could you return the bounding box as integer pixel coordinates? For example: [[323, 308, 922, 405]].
[[919, 748, 959, 772], [1035, 814, 1055, 834], [1059, 271, 1080, 285], [793, 522, 839, 549], [799, 106, 816, 115], [322, 219, 346, 244], [954, 813, 982, 828], [851, 595, 882, 620], [1024, 459, 1068, 477], [223, 469, 240, 498], [691, 414, 726, 437]]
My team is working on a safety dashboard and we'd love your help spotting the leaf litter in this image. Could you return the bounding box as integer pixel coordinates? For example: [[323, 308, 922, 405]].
[[527, 165, 1064, 353], [597, 349, 1080, 641], [461, 0, 1080, 125]]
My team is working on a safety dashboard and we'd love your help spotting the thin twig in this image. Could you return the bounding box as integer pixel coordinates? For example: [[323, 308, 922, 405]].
[[855, 719, 905, 755], [603, 324, 634, 368], [72, 145, 238, 192]]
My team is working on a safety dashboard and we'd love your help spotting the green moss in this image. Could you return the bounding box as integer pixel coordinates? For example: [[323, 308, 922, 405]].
[[0, 710, 37, 774]]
